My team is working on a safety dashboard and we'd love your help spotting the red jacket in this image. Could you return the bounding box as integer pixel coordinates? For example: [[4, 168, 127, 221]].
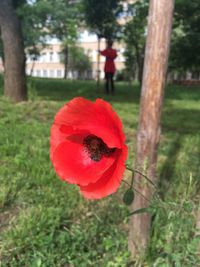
[[100, 48, 117, 73]]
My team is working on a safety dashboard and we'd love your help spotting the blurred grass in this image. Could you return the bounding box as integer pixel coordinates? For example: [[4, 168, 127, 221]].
[[0, 76, 200, 266]]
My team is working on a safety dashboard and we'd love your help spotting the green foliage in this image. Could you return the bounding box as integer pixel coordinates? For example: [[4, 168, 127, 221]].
[[170, 0, 200, 72], [0, 78, 200, 266], [68, 46, 92, 76], [115, 70, 130, 81], [13, 0, 27, 9], [82, 0, 122, 39], [123, 0, 200, 77], [45, 0, 79, 43], [149, 200, 200, 266], [147, 85, 200, 266], [16, 0, 52, 58], [123, 0, 148, 82], [44, 0, 81, 77], [15, 0, 80, 60]]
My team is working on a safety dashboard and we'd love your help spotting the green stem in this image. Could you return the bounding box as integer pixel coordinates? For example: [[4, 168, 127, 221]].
[[134, 169, 157, 188], [126, 165, 157, 188], [122, 179, 131, 187], [125, 165, 161, 201], [122, 180, 151, 203]]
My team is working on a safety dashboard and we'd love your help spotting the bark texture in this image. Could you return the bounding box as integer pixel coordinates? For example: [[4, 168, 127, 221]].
[[63, 46, 68, 79], [0, 0, 27, 102], [128, 0, 174, 258]]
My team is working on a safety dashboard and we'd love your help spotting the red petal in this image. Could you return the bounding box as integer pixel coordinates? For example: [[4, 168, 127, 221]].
[[50, 124, 89, 160], [51, 139, 118, 186], [50, 124, 67, 160], [95, 99, 125, 144], [54, 97, 125, 149], [80, 145, 128, 199]]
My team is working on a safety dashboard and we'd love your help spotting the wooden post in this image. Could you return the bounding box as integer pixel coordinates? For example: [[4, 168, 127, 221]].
[[96, 36, 100, 90], [128, 0, 174, 258]]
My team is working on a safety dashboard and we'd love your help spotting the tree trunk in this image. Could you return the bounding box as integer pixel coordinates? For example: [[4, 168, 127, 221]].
[[134, 42, 144, 85], [138, 47, 145, 85], [0, 0, 27, 102], [128, 0, 174, 258], [63, 46, 68, 79], [30, 59, 35, 77], [96, 37, 100, 90]]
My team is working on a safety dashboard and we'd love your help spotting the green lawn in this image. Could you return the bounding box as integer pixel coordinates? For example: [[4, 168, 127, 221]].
[[0, 77, 200, 266]]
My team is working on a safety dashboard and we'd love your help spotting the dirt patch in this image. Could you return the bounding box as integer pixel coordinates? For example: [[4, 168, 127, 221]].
[[0, 207, 19, 232]]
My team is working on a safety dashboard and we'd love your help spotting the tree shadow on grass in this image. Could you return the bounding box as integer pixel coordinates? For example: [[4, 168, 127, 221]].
[[165, 84, 200, 101], [29, 78, 200, 102], [158, 135, 183, 198], [162, 107, 200, 135], [31, 78, 141, 104], [158, 107, 200, 197]]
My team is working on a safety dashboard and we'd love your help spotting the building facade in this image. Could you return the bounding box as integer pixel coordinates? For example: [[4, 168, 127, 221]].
[[24, 33, 125, 79], [0, 32, 126, 79]]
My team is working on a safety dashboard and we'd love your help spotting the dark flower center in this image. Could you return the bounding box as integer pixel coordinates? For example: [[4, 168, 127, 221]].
[[83, 135, 116, 162]]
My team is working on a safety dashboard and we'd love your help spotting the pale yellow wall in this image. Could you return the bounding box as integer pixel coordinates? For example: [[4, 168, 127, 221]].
[[0, 40, 126, 79]]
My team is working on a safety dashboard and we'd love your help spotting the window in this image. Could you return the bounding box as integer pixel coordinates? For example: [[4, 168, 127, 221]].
[[50, 69, 54, 77], [57, 70, 62, 78], [59, 52, 64, 62], [42, 53, 47, 62], [36, 69, 41, 77], [49, 52, 54, 62], [55, 52, 59, 62], [43, 69, 47, 77]]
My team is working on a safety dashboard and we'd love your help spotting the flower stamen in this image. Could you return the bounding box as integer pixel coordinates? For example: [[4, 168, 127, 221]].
[[83, 135, 116, 162]]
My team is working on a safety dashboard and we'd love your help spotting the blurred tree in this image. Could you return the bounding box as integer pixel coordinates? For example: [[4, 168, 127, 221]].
[[16, 0, 52, 74], [82, 0, 122, 86], [123, 0, 148, 83], [14, 0, 79, 78], [68, 46, 92, 79], [170, 0, 200, 74], [123, 0, 200, 81], [82, 0, 122, 39], [0, 35, 4, 67], [0, 0, 52, 76], [0, 0, 27, 102], [46, 0, 80, 78]]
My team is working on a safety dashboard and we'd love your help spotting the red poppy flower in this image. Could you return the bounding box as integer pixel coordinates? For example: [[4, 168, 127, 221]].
[[50, 97, 128, 199]]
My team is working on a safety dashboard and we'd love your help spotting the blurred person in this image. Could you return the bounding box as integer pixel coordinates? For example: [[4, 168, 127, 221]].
[[99, 40, 117, 94]]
